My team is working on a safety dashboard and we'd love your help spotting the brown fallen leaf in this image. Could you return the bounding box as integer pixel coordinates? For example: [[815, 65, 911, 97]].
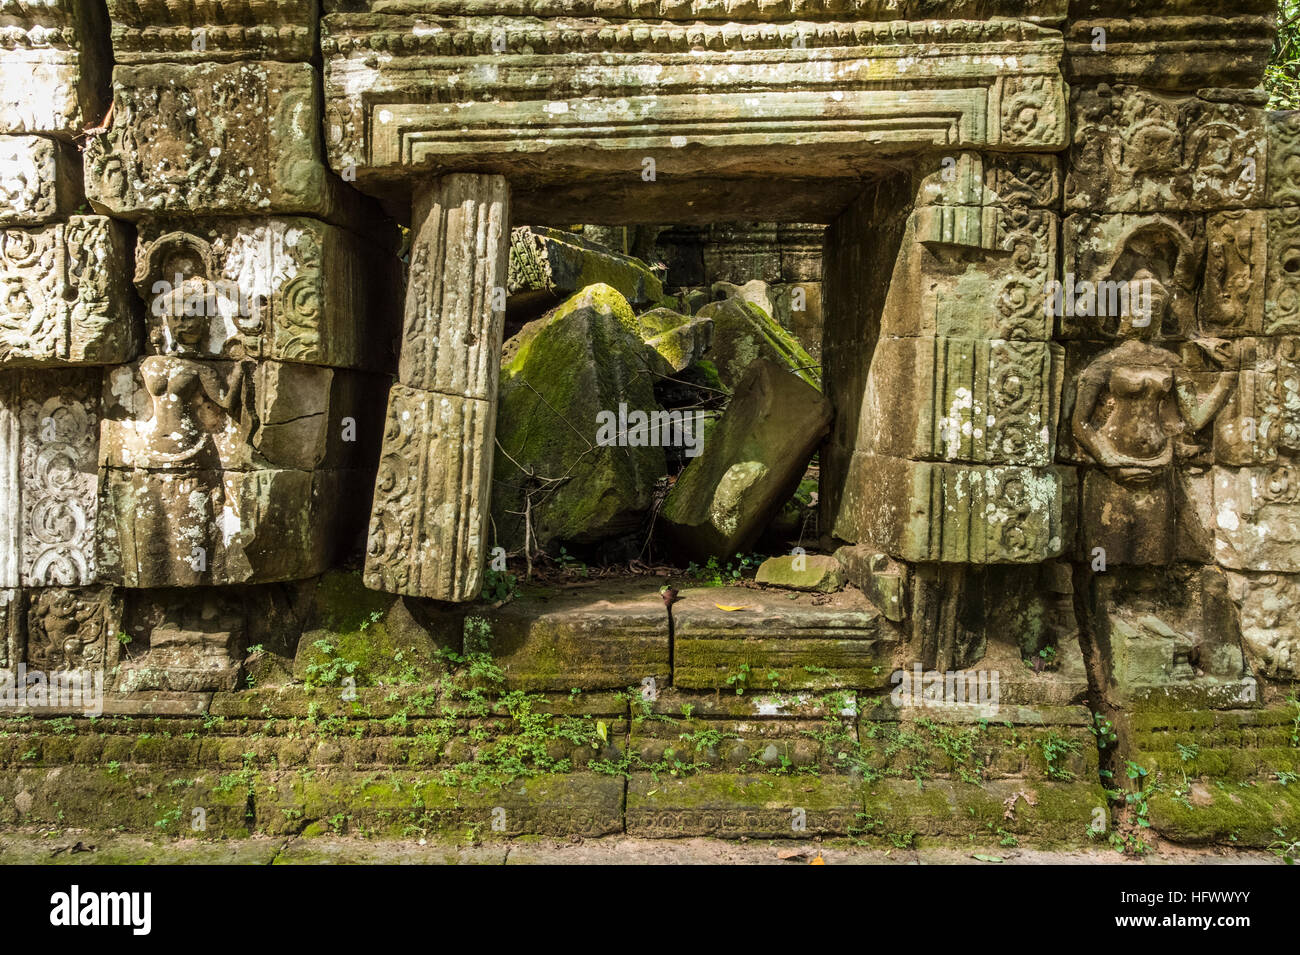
[[777, 849, 806, 861]]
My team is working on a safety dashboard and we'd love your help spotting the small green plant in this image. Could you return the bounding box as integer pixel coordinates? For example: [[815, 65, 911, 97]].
[[725, 663, 752, 696], [1040, 733, 1081, 781], [304, 639, 360, 688], [1268, 827, 1298, 864], [480, 569, 519, 603], [556, 547, 589, 578], [685, 553, 762, 586], [1088, 712, 1118, 749], [116, 631, 132, 646]]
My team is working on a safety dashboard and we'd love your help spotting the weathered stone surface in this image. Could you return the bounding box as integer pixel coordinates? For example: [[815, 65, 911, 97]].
[[858, 336, 1061, 466], [508, 227, 663, 319], [470, 585, 669, 692], [836, 453, 1071, 565], [324, 9, 1067, 213], [0, 0, 110, 139], [626, 773, 859, 839], [1067, 85, 1266, 213], [882, 206, 1058, 341], [914, 152, 1061, 209], [492, 284, 666, 553], [99, 467, 357, 587], [0, 135, 81, 226], [1269, 111, 1300, 207], [662, 359, 829, 562], [104, 0, 319, 64], [1214, 465, 1300, 573], [1064, 15, 1273, 91], [833, 545, 908, 623], [1059, 213, 1203, 340], [25, 586, 121, 677], [1264, 206, 1300, 336], [1, 216, 138, 366], [634, 306, 714, 375], [672, 586, 897, 691], [116, 589, 245, 693], [0, 588, 16, 668], [398, 176, 510, 398], [695, 297, 819, 392], [754, 555, 844, 593], [101, 359, 381, 472], [367, 174, 510, 602], [0, 368, 100, 588], [85, 62, 359, 221], [1213, 337, 1300, 466], [366, 386, 494, 601], [134, 218, 399, 370], [1226, 570, 1300, 678]]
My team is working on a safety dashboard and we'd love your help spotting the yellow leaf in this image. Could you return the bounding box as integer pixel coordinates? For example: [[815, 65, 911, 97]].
[[810, 855, 826, 865], [714, 604, 748, 612], [596, 721, 608, 743]]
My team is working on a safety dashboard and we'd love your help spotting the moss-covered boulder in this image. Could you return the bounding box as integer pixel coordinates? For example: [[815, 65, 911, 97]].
[[696, 296, 820, 392], [635, 306, 714, 374], [493, 284, 668, 552], [754, 554, 844, 593], [508, 226, 663, 321], [661, 359, 831, 561]]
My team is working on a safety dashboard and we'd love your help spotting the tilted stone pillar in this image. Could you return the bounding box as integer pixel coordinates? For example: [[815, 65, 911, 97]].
[[366, 175, 510, 602]]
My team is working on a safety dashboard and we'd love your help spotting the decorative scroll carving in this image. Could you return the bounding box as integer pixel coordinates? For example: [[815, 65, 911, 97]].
[[0, 216, 138, 366]]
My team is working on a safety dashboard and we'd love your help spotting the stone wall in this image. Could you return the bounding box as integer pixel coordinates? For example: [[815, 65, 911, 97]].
[[0, 0, 1297, 849]]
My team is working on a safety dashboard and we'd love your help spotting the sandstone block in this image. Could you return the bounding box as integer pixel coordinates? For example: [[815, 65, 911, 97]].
[[661, 359, 830, 561], [0, 216, 139, 366]]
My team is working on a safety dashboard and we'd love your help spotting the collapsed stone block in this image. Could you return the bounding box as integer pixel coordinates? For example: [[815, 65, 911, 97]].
[[493, 284, 667, 552], [507, 226, 663, 320], [0, 216, 139, 366], [695, 296, 820, 391], [661, 359, 830, 562]]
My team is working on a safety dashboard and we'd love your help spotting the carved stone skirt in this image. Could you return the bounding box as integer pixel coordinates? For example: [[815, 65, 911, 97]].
[[1081, 466, 1175, 567]]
